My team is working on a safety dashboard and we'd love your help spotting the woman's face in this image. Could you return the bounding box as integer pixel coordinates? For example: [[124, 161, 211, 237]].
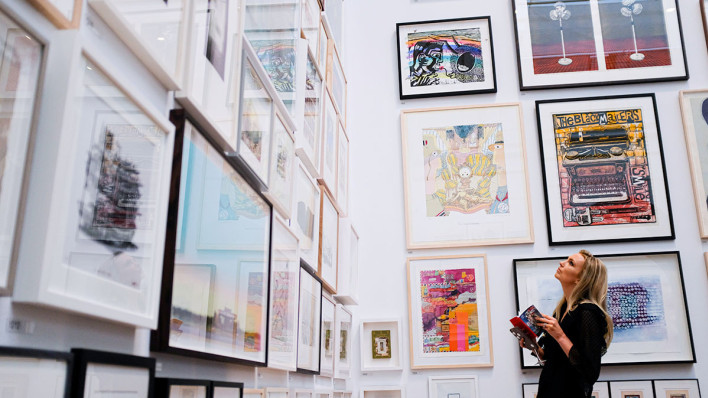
[[555, 252, 586, 287]]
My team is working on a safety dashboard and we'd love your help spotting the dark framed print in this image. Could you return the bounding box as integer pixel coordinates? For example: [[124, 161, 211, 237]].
[[396, 16, 497, 99], [536, 94, 674, 245], [152, 110, 271, 366], [513, 252, 695, 368], [523, 382, 610, 398], [154, 378, 209, 398], [296, 263, 323, 374], [653, 379, 701, 398], [212, 380, 244, 398], [0, 346, 72, 397], [70, 349, 155, 398], [609, 380, 655, 398], [512, 0, 688, 90]]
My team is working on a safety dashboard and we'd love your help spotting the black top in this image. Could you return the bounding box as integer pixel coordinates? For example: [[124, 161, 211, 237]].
[[537, 303, 608, 398]]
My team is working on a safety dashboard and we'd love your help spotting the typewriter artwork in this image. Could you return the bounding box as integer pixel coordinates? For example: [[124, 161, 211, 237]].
[[553, 109, 656, 227]]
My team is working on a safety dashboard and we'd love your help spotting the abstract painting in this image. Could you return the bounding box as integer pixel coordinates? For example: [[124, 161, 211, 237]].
[[608, 277, 667, 343], [372, 330, 391, 359], [397, 17, 496, 99], [252, 40, 297, 114]]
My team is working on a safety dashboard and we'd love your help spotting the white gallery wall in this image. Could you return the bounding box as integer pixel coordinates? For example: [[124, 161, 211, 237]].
[[346, 0, 708, 396]]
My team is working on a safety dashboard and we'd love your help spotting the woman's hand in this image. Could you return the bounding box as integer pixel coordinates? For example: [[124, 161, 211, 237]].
[[536, 314, 565, 341]]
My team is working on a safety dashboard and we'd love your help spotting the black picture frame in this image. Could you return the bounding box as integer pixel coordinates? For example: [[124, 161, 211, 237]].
[[511, 0, 689, 90], [395, 16, 497, 100], [155, 378, 211, 398], [212, 381, 245, 398], [653, 379, 702, 398], [150, 109, 273, 367], [70, 348, 155, 398], [512, 251, 696, 369], [0, 346, 72, 398], [522, 381, 610, 398], [296, 260, 323, 374], [535, 93, 675, 245]]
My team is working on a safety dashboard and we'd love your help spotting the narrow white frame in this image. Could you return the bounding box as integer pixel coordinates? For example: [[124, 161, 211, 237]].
[[320, 293, 336, 377], [292, 158, 321, 271], [334, 303, 352, 378], [359, 318, 403, 372], [318, 188, 338, 293], [334, 219, 358, 305], [360, 387, 404, 398], [264, 108, 297, 219], [428, 375, 479, 398]]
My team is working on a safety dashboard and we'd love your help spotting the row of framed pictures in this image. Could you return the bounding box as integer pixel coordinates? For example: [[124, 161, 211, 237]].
[[245, 389, 353, 398], [402, 251, 694, 370], [401, 91, 708, 248], [523, 379, 701, 398], [395, 0, 690, 98], [156, 378, 243, 398], [0, 346, 155, 398]]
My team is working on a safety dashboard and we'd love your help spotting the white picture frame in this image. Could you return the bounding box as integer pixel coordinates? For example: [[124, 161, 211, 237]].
[[360, 387, 404, 398], [319, 86, 338, 197], [295, 47, 324, 179], [264, 109, 296, 219], [335, 119, 349, 216], [334, 219, 358, 305], [609, 380, 655, 398], [320, 293, 336, 377], [0, 347, 71, 397], [334, 303, 352, 378], [245, 388, 266, 398], [318, 188, 338, 293], [360, 318, 403, 372], [428, 375, 479, 398], [292, 158, 321, 271]]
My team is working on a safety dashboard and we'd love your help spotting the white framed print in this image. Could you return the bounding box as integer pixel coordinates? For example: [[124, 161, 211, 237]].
[[609, 380, 655, 398], [296, 47, 324, 179], [401, 103, 533, 249], [12, 41, 175, 328], [292, 158, 321, 271], [523, 382, 610, 398], [335, 119, 349, 216], [360, 318, 403, 372], [264, 109, 296, 219], [320, 294, 336, 377], [334, 303, 352, 378], [334, 219, 358, 305], [71, 349, 155, 398], [428, 375, 478, 398], [0, 347, 71, 397], [360, 387, 403, 398], [245, 388, 266, 398], [319, 87, 338, 197], [318, 187, 338, 293]]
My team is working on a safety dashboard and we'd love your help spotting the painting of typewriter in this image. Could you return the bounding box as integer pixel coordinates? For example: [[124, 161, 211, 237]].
[[553, 109, 656, 227]]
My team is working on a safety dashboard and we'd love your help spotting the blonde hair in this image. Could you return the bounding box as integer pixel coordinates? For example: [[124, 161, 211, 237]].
[[552, 250, 614, 348]]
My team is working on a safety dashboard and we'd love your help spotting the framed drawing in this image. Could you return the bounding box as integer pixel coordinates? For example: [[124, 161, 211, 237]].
[[679, 89, 708, 238], [0, 11, 44, 295], [318, 187, 338, 293], [609, 381, 655, 398], [296, 264, 323, 374], [264, 109, 296, 219], [396, 16, 497, 99], [88, 0, 189, 89], [653, 379, 701, 398], [334, 219, 358, 305], [27, 0, 82, 29], [245, 389, 266, 398], [267, 216, 300, 371], [294, 389, 313, 398], [401, 103, 533, 249], [292, 158, 322, 270], [512, 0, 688, 90], [319, 87, 338, 196], [334, 303, 352, 378], [213, 381, 244, 398], [175, 0, 243, 152], [266, 387, 290, 398], [513, 252, 695, 367], [360, 318, 403, 371], [322, 0, 343, 53], [428, 375, 479, 398], [302, 0, 321, 55], [155, 378, 209, 398], [320, 293, 336, 376], [0, 346, 72, 397], [335, 120, 349, 216], [523, 382, 610, 398], [536, 94, 674, 244], [70, 349, 154, 398], [152, 110, 271, 366], [327, 42, 346, 123], [407, 254, 493, 369], [296, 47, 324, 178], [12, 43, 175, 328], [360, 387, 403, 398]]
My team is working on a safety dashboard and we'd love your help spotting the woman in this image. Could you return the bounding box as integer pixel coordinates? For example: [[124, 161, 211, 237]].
[[523, 250, 614, 398]]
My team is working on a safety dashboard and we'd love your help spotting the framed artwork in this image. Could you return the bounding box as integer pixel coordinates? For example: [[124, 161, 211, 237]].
[[335, 120, 349, 216], [407, 254, 493, 369], [536, 94, 674, 245], [679, 89, 708, 238], [320, 294, 336, 376], [334, 219, 358, 305], [154, 378, 209, 398], [294, 389, 313, 398], [70, 349, 154, 398], [318, 16, 330, 70], [267, 216, 300, 371], [296, 48, 324, 178], [264, 110, 296, 219], [513, 252, 695, 367], [512, 0, 688, 90], [302, 0, 321, 55], [319, 87, 338, 196], [267, 387, 290, 398], [0, 12, 44, 295], [0, 346, 72, 397], [401, 103, 534, 249], [360, 387, 403, 398], [327, 42, 347, 123], [213, 381, 244, 398], [87, 0, 188, 89], [12, 44, 175, 328], [396, 16, 497, 99], [292, 158, 322, 270], [175, 0, 243, 150], [523, 382, 610, 398], [653, 379, 701, 398], [609, 381, 655, 398], [360, 318, 403, 371], [296, 264, 323, 374], [318, 188, 339, 293], [27, 0, 82, 29], [334, 303, 352, 378], [322, 0, 343, 53], [245, 389, 266, 398], [153, 111, 271, 366], [428, 375, 479, 398]]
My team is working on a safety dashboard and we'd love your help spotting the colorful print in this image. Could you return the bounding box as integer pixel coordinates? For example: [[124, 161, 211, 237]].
[[423, 123, 508, 217], [552, 108, 655, 227], [407, 28, 484, 87], [608, 277, 667, 343], [420, 268, 479, 353]]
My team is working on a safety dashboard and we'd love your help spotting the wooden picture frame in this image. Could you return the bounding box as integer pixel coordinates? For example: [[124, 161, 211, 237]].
[[27, 0, 82, 29], [407, 254, 493, 369], [317, 186, 339, 293], [679, 89, 708, 239]]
